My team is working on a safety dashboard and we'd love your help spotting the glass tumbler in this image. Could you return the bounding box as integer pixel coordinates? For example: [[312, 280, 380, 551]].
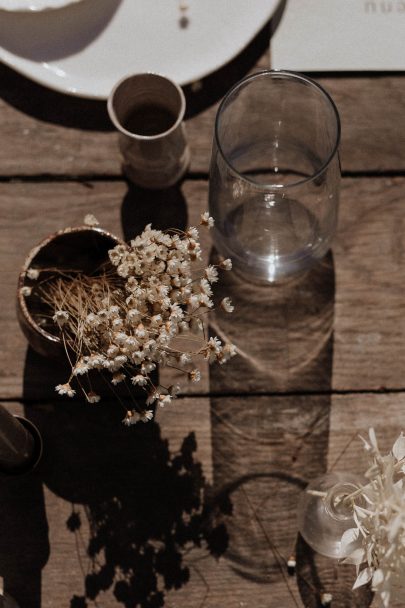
[[209, 70, 341, 282]]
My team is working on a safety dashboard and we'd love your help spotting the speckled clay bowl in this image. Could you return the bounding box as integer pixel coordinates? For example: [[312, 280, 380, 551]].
[[17, 226, 123, 358]]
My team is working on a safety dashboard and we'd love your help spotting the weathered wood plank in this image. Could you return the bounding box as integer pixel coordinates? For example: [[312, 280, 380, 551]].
[[333, 176, 405, 390], [1, 61, 405, 176], [0, 176, 405, 399], [1, 393, 404, 607]]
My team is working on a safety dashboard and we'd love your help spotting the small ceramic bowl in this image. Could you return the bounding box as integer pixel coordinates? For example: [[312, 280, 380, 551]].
[[17, 226, 123, 359]]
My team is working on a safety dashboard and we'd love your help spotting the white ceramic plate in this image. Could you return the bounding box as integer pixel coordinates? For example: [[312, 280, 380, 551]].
[[0, 0, 83, 11], [0, 0, 279, 99]]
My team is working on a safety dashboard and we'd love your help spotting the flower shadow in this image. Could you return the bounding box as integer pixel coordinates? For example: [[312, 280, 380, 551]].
[[0, 467, 49, 608], [19, 393, 228, 608]]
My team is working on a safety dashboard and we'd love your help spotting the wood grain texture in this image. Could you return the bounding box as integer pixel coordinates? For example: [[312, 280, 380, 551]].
[[0, 176, 405, 400], [333, 176, 405, 390], [1, 392, 404, 608], [1, 26, 404, 608], [1, 61, 405, 176]]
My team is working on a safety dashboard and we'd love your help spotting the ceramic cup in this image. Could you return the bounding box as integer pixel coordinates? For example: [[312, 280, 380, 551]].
[[108, 72, 190, 189]]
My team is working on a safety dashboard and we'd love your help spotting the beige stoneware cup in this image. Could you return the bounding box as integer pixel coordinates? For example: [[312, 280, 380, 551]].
[[108, 72, 190, 189]]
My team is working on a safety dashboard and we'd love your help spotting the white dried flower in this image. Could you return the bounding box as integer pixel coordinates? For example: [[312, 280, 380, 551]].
[[55, 383, 76, 397], [26, 268, 39, 280], [88, 354, 105, 369], [341, 429, 405, 607], [139, 409, 154, 423], [45, 221, 235, 423], [204, 265, 219, 283], [146, 391, 160, 405], [53, 310, 69, 328], [180, 353, 192, 366], [86, 313, 100, 328], [122, 410, 136, 426], [189, 369, 201, 383], [220, 297, 234, 313], [21, 286, 32, 297], [208, 336, 221, 352], [127, 309, 141, 324], [320, 593, 333, 606], [122, 409, 153, 425], [219, 258, 232, 271], [111, 372, 125, 385], [131, 374, 148, 387], [107, 345, 120, 358], [84, 214, 99, 227], [221, 343, 237, 363], [159, 394, 172, 407], [73, 359, 90, 376], [199, 278, 213, 297], [142, 361, 156, 374], [87, 392, 101, 404], [200, 212, 214, 228], [186, 226, 199, 239], [114, 355, 127, 368]]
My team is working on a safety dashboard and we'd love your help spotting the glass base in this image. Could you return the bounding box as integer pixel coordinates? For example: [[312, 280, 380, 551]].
[[297, 472, 364, 559]]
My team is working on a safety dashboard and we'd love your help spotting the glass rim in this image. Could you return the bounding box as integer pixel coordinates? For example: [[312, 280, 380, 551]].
[[214, 69, 341, 191], [107, 71, 186, 141]]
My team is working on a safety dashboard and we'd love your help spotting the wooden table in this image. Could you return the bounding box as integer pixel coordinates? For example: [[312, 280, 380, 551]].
[[1, 22, 405, 608]]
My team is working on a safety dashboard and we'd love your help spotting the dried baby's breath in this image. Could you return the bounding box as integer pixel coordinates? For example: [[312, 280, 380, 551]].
[[26, 268, 40, 280], [84, 214, 99, 227], [36, 221, 236, 424], [21, 286, 32, 297], [340, 429, 405, 607]]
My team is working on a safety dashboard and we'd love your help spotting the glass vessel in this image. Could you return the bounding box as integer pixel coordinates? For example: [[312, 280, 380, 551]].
[[209, 70, 341, 283], [297, 472, 364, 559]]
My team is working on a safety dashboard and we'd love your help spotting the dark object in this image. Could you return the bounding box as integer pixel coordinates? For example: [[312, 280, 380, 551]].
[[0, 405, 42, 475]]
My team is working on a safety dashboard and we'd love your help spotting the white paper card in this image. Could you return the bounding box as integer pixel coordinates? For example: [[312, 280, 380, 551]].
[[271, 0, 405, 71]]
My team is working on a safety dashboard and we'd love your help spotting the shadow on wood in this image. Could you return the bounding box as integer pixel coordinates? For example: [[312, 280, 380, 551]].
[[208, 252, 336, 599], [22, 400, 227, 608], [295, 534, 374, 608], [0, 471, 49, 608], [210, 251, 335, 393], [120, 182, 188, 241]]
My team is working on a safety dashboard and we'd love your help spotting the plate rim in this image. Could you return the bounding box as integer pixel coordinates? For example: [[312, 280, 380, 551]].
[[0, 0, 82, 12], [0, 0, 279, 99]]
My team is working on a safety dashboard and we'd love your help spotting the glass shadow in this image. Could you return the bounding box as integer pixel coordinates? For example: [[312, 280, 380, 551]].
[[209, 252, 339, 600]]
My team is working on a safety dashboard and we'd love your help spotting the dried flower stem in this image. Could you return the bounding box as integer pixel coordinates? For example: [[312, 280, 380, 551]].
[[29, 218, 236, 424]]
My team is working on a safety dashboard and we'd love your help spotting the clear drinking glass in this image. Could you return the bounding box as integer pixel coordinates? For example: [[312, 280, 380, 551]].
[[209, 70, 341, 282]]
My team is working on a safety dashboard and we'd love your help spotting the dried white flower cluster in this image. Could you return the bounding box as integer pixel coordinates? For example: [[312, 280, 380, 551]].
[[341, 429, 405, 607], [33, 215, 236, 426]]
